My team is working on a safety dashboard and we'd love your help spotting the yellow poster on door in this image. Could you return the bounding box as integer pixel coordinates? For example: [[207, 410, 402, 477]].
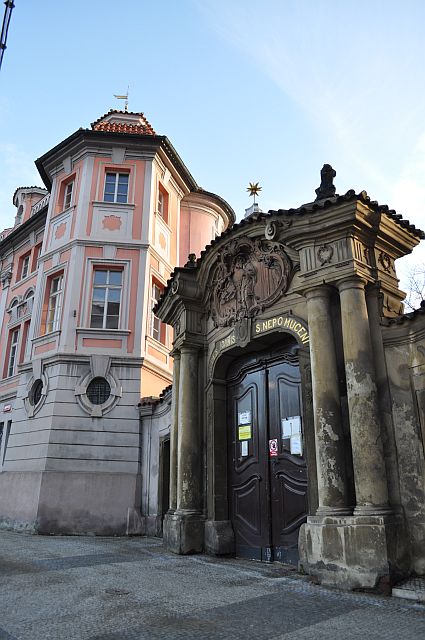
[[238, 425, 252, 440]]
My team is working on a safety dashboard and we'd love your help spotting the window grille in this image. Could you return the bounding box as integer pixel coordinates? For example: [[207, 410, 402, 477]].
[[86, 377, 111, 405]]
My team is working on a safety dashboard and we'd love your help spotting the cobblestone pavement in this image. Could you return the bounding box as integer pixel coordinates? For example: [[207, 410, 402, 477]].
[[1, 531, 425, 639]]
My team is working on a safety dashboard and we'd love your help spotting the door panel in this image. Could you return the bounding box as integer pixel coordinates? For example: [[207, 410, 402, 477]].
[[268, 360, 308, 560], [233, 474, 262, 537], [228, 369, 270, 558], [228, 348, 308, 565]]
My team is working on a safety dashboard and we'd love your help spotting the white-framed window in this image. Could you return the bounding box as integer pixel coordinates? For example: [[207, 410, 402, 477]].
[[157, 184, 169, 222], [158, 190, 164, 217], [20, 319, 31, 364], [8, 298, 19, 323], [21, 254, 30, 279], [18, 252, 31, 281], [7, 329, 20, 377], [46, 274, 63, 333], [103, 173, 129, 203], [150, 282, 165, 343], [64, 181, 74, 209], [90, 269, 122, 329]]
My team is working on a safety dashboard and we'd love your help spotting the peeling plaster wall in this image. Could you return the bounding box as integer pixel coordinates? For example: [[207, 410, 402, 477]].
[[384, 315, 425, 574]]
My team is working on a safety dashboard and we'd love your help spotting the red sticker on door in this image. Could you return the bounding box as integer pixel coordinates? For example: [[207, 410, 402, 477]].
[[269, 438, 278, 457]]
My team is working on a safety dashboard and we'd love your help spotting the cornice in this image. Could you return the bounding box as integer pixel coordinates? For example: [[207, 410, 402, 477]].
[[0, 207, 47, 257]]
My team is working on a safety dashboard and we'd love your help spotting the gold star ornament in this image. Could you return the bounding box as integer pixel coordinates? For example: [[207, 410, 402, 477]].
[[247, 182, 262, 203]]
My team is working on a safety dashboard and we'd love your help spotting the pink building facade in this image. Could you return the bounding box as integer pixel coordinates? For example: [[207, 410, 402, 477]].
[[0, 110, 234, 534]]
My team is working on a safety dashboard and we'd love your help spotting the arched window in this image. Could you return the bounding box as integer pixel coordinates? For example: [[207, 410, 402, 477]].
[[25, 289, 33, 300], [15, 204, 23, 224], [21, 289, 34, 316], [8, 298, 19, 314]]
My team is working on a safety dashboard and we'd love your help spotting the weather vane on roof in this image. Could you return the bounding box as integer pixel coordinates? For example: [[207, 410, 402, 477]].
[[247, 181, 262, 204], [114, 85, 130, 111]]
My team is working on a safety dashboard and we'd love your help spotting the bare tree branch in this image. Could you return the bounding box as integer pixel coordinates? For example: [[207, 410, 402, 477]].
[[404, 264, 425, 311]]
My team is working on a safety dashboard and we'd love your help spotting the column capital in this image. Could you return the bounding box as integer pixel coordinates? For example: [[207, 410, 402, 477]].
[[180, 344, 200, 355], [170, 348, 181, 360], [304, 285, 335, 301], [337, 276, 367, 294]]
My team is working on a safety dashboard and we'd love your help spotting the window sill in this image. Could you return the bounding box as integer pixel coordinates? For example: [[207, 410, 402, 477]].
[[76, 327, 131, 336], [92, 201, 135, 209], [53, 204, 75, 218], [146, 334, 169, 353], [33, 330, 61, 346], [7, 313, 31, 328], [154, 211, 171, 232], [1, 372, 19, 382], [11, 271, 38, 290]]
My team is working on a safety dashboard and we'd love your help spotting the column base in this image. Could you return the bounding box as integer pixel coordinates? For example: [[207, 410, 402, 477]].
[[299, 513, 409, 590], [163, 510, 204, 555], [353, 504, 393, 516], [204, 520, 235, 555], [126, 508, 144, 535], [138, 514, 163, 537], [316, 506, 353, 517]]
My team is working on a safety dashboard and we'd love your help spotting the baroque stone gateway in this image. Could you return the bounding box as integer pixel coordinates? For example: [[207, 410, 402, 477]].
[[143, 166, 425, 590], [1, 115, 425, 595]]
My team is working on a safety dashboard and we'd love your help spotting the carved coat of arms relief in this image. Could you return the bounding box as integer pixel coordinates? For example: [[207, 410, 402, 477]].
[[209, 237, 293, 327]]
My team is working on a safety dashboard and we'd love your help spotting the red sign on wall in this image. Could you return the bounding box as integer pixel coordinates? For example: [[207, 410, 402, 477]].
[[269, 438, 278, 457]]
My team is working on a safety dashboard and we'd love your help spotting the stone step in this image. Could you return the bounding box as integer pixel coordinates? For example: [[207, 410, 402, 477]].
[[392, 576, 425, 602]]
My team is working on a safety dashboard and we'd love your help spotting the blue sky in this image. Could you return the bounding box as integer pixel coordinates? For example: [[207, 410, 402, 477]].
[[1, 0, 425, 284]]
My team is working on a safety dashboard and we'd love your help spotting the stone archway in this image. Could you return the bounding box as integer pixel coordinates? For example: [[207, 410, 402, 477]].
[[204, 329, 317, 560]]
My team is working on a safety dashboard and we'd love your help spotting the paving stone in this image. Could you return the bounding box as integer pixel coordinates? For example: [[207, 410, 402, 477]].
[[0, 531, 424, 640], [392, 576, 425, 603], [0, 628, 19, 640]]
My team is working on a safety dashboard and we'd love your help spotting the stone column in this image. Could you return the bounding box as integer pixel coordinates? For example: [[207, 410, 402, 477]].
[[164, 344, 204, 554], [168, 351, 180, 512], [177, 345, 202, 513], [305, 287, 349, 515], [338, 277, 390, 514], [366, 287, 401, 508]]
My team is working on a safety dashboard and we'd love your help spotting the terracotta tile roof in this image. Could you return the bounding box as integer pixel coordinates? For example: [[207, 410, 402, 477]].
[[138, 384, 172, 408], [93, 121, 156, 135], [91, 109, 156, 135], [154, 189, 425, 314]]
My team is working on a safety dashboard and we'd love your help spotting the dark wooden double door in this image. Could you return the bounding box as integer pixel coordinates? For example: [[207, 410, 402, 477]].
[[228, 348, 308, 564]]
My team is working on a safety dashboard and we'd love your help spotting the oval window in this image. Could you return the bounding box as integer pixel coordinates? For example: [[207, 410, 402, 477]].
[[86, 377, 111, 405], [30, 379, 43, 406]]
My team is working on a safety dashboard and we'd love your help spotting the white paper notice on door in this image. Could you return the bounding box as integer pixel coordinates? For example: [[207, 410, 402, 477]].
[[281, 416, 301, 438], [290, 434, 303, 456], [241, 440, 248, 457], [281, 419, 292, 438], [238, 411, 251, 425]]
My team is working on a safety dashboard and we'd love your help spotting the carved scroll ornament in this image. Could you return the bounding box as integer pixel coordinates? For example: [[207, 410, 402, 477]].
[[209, 237, 292, 327]]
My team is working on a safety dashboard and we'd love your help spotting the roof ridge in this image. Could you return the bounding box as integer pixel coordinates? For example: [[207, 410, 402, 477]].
[[91, 109, 156, 135], [154, 189, 424, 315], [138, 384, 172, 407]]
